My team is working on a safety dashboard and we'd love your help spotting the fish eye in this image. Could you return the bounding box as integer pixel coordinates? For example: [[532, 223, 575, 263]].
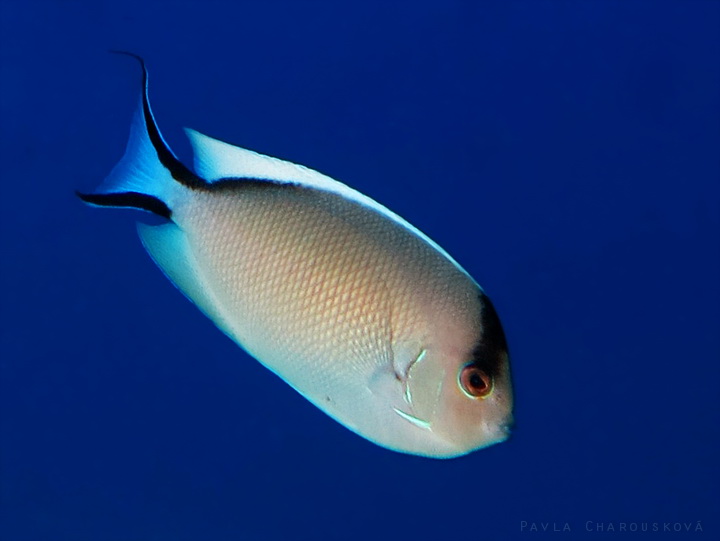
[[458, 364, 493, 399]]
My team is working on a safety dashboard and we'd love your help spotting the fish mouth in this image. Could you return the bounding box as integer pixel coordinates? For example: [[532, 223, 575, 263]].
[[497, 417, 514, 439]]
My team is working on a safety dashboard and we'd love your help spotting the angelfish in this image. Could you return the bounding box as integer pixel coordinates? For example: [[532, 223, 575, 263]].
[[79, 53, 513, 458]]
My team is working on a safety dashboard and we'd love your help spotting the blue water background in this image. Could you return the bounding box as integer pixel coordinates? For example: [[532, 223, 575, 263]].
[[1, 1, 718, 540]]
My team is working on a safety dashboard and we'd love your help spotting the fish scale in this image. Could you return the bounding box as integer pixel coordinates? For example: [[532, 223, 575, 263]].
[[178, 187, 412, 398]]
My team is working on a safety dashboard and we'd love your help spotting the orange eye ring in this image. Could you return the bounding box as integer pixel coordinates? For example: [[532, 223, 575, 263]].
[[459, 364, 493, 399]]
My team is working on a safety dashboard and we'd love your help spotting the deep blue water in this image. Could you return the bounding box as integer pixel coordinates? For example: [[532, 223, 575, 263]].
[[1, 1, 718, 540]]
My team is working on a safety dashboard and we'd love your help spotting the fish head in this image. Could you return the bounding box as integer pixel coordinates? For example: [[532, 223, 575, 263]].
[[404, 293, 513, 457]]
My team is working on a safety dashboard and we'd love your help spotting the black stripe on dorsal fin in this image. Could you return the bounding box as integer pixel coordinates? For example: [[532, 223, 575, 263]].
[[77, 191, 172, 219], [109, 51, 206, 190]]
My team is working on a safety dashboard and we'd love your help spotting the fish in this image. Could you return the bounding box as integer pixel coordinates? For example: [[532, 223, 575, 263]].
[[78, 53, 513, 458]]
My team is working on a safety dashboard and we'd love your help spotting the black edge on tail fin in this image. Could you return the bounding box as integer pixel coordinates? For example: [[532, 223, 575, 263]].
[[77, 191, 172, 219], [107, 51, 205, 190]]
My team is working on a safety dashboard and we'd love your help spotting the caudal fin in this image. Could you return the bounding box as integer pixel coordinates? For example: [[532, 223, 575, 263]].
[[77, 52, 204, 218]]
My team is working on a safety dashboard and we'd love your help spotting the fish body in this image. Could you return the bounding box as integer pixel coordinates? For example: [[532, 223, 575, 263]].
[[80, 54, 513, 458]]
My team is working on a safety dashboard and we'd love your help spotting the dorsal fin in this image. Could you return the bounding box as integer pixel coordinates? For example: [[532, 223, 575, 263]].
[[184, 128, 338, 186]]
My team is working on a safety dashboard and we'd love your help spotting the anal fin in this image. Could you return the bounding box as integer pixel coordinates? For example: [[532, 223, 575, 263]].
[[137, 222, 232, 337]]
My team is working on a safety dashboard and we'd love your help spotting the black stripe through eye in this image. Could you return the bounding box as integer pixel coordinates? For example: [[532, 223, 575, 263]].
[[470, 293, 508, 378]]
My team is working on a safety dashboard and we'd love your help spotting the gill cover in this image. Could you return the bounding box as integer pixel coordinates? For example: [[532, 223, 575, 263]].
[[403, 349, 447, 427]]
